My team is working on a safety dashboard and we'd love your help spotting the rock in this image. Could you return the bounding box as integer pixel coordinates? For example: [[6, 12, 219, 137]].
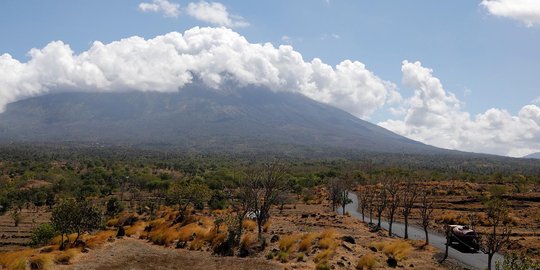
[[341, 235, 355, 244], [337, 262, 345, 267], [387, 257, 398, 268], [369, 246, 378, 252], [271, 235, 280, 243], [301, 214, 309, 218], [40, 246, 54, 253], [116, 226, 125, 237], [342, 242, 353, 252], [409, 263, 414, 268], [176, 241, 187, 249]]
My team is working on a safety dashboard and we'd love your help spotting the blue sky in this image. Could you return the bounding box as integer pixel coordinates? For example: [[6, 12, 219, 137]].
[[1, 0, 539, 156]]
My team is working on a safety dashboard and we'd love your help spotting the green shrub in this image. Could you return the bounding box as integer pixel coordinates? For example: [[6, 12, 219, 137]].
[[30, 223, 56, 246]]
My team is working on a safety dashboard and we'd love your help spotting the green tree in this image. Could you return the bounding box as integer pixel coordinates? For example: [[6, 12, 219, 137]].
[[52, 200, 102, 249], [167, 180, 212, 224], [30, 223, 56, 246]]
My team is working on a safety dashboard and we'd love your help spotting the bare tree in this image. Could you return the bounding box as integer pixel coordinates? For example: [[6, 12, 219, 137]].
[[401, 179, 419, 239], [374, 181, 388, 230], [481, 198, 511, 270], [358, 185, 370, 221], [385, 177, 401, 237], [327, 177, 341, 211], [419, 187, 435, 245], [338, 176, 354, 215], [243, 162, 288, 241], [365, 185, 375, 224]]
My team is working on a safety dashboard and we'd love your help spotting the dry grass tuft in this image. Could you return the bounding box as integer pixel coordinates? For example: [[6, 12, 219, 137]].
[[28, 253, 54, 270], [371, 240, 412, 261], [314, 249, 335, 263], [356, 254, 377, 269], [242, 219, 257, 231], [240, 233, 257, 250], [106, 217, 119, 227], [263, 220, 271, 232], [126, 221, 147, 237], [0, 249, 35, 270], [86, 230, 116, 249], [53, 248, 80, 265], [298, 233, 317, 252], [279, 234, 300, 252]]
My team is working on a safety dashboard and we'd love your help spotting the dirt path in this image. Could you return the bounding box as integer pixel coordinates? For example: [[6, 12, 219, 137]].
[[62, 238, 280, 270]]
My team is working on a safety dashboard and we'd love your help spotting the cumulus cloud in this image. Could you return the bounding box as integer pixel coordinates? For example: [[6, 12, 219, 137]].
[[138, 0, 180, 17], [0, 27, 396, 119], [186, 1, 249, 28], [481, 0, 540, 27], [379, 61, 540, 157]]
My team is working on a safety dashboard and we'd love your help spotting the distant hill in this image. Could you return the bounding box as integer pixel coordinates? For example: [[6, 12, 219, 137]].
[[0, 84, 463, 155], [524, 152, 540, 159]]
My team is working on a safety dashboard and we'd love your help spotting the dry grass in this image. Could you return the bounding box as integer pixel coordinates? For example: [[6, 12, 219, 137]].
[[313, 249, 335, 263], [126, 221, 147, 237], [240, 233, 257, 250], [298, 233, 317, 252], [28, 253, 54, 270], [279, 234, 299, 252], [85, 230, 116, 249], [106, 217, 120, 227], [371, 240, 413, 261], [53, 248, 80, 265], [0, 249, 35, 270], [435, 212, 467, 224], [178, 223, 210, 242], [242, 219, 257, 231], [356, 254, 377, 269], [263, 220, 271, 232]]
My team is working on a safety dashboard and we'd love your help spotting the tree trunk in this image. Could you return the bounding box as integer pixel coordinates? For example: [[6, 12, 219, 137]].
[[377, 214, 382, 229], [342, 204, 346, 215], [388, 218, 393, 237], [257, 219, 263, 240], [404, 216, 409, 239], [424, 227, 429, 244], [487, 253, 493, 270], [60, 234, 65, 250]]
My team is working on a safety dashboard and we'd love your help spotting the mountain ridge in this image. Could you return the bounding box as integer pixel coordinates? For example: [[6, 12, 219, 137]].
[[0, 85, 462, 156]]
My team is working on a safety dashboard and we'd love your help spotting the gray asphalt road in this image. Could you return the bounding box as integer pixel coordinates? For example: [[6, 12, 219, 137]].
[[340, 192, 504, 270]]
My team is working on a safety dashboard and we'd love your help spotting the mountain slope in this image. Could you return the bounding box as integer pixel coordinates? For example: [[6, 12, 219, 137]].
[[0, 85, 452, 155], [524, 152, 540, 159]]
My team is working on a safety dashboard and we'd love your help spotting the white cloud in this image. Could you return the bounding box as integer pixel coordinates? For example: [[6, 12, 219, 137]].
[[138, 0, 180, 17], [481, 0, 540, 27], [533, 96, 540, 104], [186, 1, 248, 28], [0, 27, 396, 119], [379, 60, 540, 157]]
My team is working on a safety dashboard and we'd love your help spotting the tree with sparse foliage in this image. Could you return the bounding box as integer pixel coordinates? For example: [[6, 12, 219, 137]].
[[481, 197, 512, 270], [401, 179, 419, 239], [243, 162, 288, 241], [167, 180, 212, 224], [106, 196, 124, 217], [419, 187, 435, 245], [384, 177, 401, 237], [51, 199, 102, 249], [374, 181, 388, 230]]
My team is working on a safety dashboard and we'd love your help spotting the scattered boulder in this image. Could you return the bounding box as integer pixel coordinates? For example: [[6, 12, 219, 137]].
[[116, 226, 125, 237], [369, 246, 378, 252], [341, 235, 355, 244], [271, 235, 280, 243], [387, 257, 398, 268]]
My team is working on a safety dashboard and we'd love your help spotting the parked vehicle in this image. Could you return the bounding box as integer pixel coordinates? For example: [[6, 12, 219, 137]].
[[448, 225, 480, 251]]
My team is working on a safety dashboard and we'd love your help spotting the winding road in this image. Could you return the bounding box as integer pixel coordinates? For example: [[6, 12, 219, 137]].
[[341, 192, 504, 270]]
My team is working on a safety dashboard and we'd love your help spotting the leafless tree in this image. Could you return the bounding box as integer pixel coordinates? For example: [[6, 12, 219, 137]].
[[243, 161, 288, 241], [480, 198, 511, 270], [374, 181, 388, 230], [358, 185, 371, 221], [419, 187, 435, 245], [327, 177, 341, 211], [385, 177, 401, 237], [366, 186, 375, 224], [401, 179, 419, 239]]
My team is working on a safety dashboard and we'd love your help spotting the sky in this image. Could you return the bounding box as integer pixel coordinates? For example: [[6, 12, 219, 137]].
[[0, 0, 539, 157]]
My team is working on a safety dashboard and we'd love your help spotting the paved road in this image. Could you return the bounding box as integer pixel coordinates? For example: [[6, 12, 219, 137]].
[[340, 192, 504, 270]]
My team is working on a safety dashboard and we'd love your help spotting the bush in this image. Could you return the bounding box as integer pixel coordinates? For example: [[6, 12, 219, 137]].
[[279, 234, 299, 252], [30, 223, 56, 246], [106, 197, 124, 217], [315, 262, 331, 270]]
